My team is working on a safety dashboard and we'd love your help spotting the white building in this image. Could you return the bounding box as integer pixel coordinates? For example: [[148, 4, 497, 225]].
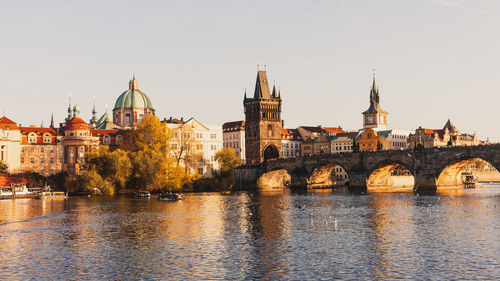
[[222, 121, 245, 164], [379, 129, 413, 150], [331, 133, 357, 154], [165, 117, 223, 177], [0, 116, 22, 173], [281, 128, 302, 158]]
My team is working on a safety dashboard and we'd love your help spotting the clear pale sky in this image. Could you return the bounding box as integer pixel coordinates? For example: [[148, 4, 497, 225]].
[[1, 0, 499, 141]]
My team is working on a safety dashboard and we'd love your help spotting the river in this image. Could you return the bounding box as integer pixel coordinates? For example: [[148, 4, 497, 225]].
[[0, 184, 499, 280]]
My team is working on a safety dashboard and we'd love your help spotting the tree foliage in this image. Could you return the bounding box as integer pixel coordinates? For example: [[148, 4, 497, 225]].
[[85, 146, 131, 189], [215, 147, 240, 173], [0, 160, 8, 173]]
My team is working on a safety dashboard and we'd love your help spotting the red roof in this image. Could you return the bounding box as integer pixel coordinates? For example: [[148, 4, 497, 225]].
[[0, 116, 19, 130], [90, 129, 120, 136], [322, 127, 344, 134], [66, 117, 88, 130], [19, 127, 58, 135]]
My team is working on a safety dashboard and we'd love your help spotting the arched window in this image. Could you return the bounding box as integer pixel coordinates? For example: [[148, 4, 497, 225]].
[[0, 145, 6, 161], [28, 133, 37, 144], [43, 133, 51, 143], [103, 135, 111, 145], [267, 124, 273, 137], [116, 135, 123, 145]]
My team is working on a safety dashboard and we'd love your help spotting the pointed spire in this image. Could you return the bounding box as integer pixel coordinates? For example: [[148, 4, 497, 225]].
[[244, 87, 247, 100], [50, 112, 54, 128], [253, 70, 271, 98], [66, 93, 73, 122], [272, 83, 277, 98], [90, 96, 98, 124], [40, 120, 44, 128]]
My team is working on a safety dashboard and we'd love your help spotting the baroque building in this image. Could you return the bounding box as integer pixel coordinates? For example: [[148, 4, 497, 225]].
[[244, 70, 282, 164], [113, 76, 155, 129], [408, 119, 481, 148]]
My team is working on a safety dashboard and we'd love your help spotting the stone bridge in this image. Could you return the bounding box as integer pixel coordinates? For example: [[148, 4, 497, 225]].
[[260, 144, 500, 191]]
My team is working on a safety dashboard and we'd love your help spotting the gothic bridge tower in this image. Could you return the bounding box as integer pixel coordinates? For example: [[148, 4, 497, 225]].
[[244, 70, 282, 164]]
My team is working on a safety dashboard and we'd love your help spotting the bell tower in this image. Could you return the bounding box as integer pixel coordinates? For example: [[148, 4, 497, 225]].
[[244, 70, 282, 164], [362, 76, 388, 131]]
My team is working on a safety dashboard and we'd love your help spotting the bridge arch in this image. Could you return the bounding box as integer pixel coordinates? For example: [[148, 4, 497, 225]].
[[367, 160, 415, 192], [263, 144, 279, 161], [436, 157, 500, 188], [307, 161, 350, 188]]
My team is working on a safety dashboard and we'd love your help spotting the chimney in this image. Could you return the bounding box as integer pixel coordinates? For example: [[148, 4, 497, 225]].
[[180, 117, 184, 122], [163, 118, 167, 122], [281, 120, 284, 128], [169, 116, 173, 122]]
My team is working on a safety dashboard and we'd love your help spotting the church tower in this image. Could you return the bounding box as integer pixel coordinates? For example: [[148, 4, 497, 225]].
[[244, 70, 282, 164], [362, 76, 388, 131]]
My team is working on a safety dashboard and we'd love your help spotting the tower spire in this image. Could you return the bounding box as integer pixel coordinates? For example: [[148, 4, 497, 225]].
[[90, 96, 98, 125], [66, 93, 73, 122], [50, 112, 54, 128]]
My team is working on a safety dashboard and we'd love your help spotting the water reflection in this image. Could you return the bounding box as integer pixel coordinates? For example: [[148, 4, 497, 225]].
[[0, 185, 498, 279]]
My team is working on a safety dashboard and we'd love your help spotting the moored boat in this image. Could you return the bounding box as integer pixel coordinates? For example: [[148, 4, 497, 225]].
[[135, 190, 151, 198], [157, 191, 183, 201]]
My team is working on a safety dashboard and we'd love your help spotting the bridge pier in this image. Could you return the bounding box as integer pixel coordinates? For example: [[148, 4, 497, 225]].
[[346, 171, 367, 189], [414, 169, 438, 191]]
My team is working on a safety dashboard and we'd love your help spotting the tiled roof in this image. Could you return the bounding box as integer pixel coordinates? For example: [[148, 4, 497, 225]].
[[322, 127, 344, 134], [223, 121, 245, 131], [0, 116, 18, 130]]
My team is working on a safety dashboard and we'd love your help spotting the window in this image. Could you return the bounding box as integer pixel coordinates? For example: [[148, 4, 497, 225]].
[[211, 145, 216, 150], [43, 134, 51, 143], [40, 158, 44, 164], [116, 135, 123, 145], [197, 133, 203, 139], [125, 114, 131, 125], [50, 158, 54, 164], [40, 169, 45, 175], [196, 144, 203, 150], [21, 157, 24, 164], [198, 168, 204, 174], [267, 125, 273, 137], [30, 157, 34, 164], [28, 133, 37, 143], [103, 135, 110, 145], [50, 147, 54, 153], [210, 133, 216, 139], [41, 147, 44, 153], [21, 147, 24, 153]]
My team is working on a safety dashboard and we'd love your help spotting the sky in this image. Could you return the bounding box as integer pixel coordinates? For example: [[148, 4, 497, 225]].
[[0, 0, 499, 141]]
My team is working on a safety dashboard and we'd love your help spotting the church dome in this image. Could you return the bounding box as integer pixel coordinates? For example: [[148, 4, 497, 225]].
[[113, 76, 154, 110], [66, 117, 88, 130]]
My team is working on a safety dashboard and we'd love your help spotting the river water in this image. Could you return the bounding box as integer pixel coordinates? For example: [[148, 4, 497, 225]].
[[0, 184, 499, 280]]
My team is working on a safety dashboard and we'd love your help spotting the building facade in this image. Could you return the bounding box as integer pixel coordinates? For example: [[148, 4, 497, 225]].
[[165, 117, 223, 177], [0, 116, 22, 173], [244, 70, 282, 164], [281, 128, 302, 158], [19, 126, 64, 176], [222, 121, 246, 164], [408, 119, 481, 148]]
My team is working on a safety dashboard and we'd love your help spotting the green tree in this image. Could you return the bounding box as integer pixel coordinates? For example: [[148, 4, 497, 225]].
[[66, 169, 114, 196], [215, 147, 240, 173], [85, 146, 132, 190]]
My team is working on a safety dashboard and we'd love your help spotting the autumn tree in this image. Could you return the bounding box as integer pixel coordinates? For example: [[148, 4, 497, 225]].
[[215, 147, 240, 173], [85, 146, 132, 190], [126, 114, 170, 191]]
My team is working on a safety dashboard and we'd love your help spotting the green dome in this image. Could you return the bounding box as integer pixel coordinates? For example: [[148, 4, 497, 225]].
[[113, 77, 154, 110]]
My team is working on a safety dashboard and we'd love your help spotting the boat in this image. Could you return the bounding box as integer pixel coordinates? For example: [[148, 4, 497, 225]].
[[135, 190, 151, 198], [157, 191, 183, 201]]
